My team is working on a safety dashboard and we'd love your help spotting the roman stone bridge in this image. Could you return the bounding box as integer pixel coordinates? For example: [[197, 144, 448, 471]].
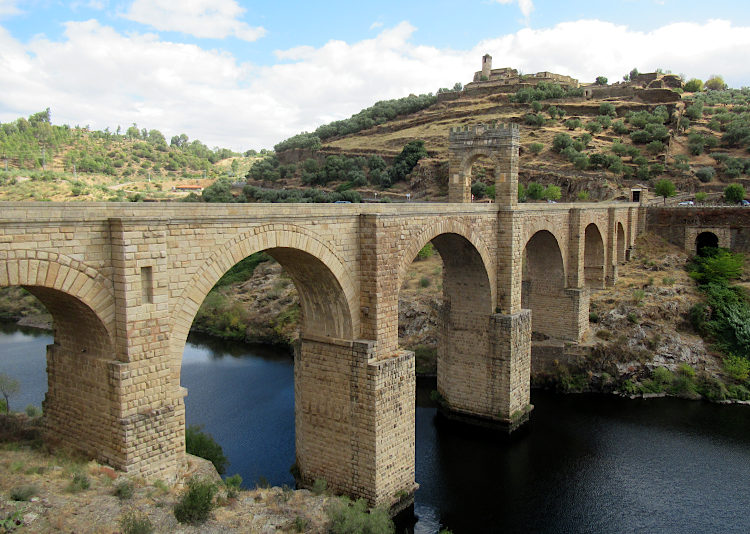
[[0, 124, 643, 508]]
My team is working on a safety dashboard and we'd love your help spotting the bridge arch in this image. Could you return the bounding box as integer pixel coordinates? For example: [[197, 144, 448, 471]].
[[170, 224, 358, 369], [398, 219, 496, 307], [522, 230, 567, 339], [0, 252, 117, 463], [584, 223, 606, 289], [616, 222, 626, 263]]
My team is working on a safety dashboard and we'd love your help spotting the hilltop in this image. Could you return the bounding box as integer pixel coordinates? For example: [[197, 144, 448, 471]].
[[260, 63, 750, 203]]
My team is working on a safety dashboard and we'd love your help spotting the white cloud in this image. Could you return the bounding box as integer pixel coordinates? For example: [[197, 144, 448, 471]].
[[492, 0, 534, 19], [0, 0, 22, 17], [370, 21, 383, 30], [1, 18, 749, 152], [123, 0, 266, 41]]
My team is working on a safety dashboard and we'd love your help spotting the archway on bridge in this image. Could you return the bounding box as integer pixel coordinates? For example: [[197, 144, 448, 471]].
[[522, 230, 567, 340], [696, 231, 719, 256], [179, 245, 355, 490], [0, 282, 115, 461], [462, 154, 497, 203], [398, 232, 493, 416], [616, 222, 626, 264], [584, 223, 606, 289]]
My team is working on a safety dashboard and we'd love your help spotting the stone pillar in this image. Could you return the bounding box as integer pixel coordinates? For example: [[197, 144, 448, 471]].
[[107, 218, 184, 480], [295, 335, 416, 508], [437, 310, 532, 432]]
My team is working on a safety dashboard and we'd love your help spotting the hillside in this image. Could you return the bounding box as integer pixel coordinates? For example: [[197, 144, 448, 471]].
[[264, 78, 750, 203], [0, 109, 259, 202]]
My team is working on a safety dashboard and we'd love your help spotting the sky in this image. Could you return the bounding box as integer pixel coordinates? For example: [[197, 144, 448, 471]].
[[1, 0, 749, 152]]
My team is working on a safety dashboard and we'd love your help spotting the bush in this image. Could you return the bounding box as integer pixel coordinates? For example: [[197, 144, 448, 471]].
[[114, 480, 135, 500], [724, 183, 746, 203], [25, 405, 40, 417], [419, 276, 431, 288], [119, 510, 154, 534], [696, 167, 715, 183], [723, 354, 750, 381], [695, 192, 708, 203], [585, 121, 602, 134], [224, 474, 242, 499], [416, 243, 434, 260], [612, 120, 629, 135], [577, 191, 590, 201], [471, 181, 487, 199], [543, 185, 561, 201], [173, 478, 217, 524], [684, 78, 703, 92], [564, 118, 581, 130], [526, 182, 545, 200], [647, 140, 664, 154], [524, 113, 546, 127], [552, 133, 573, 152], [312, 478, 328, 496], [528, 142, 544, 155], [326, 497, 394, 534], [185, 425, 228, 475], [599, 102, 616, 116], [10, 485, 37, 501], [67, 472, 90, 493]]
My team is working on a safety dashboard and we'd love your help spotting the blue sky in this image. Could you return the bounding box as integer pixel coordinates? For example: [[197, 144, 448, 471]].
[[1, 0, 749, 150]]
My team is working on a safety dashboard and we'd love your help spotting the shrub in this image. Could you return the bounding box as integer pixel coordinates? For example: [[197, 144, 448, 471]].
[[564, 118, 581, 130], [524, 113, 546, 127], [531, 100, 542, 112], [612, 120, 629, 135], [114, 480, 135, 500], [696, 167, 715, 183], [10, 485, 37, 501], [224, 474, 242, 499], [577, 191, 590, 201], [552, 133, 573, 152], [326, 497, 394, 534], [652, 366, 673, 387], [24, 405, 40, 417], [685, 103, 704, 120], [312, 478, 328, 496], [627, 312, 639, 324], [630, 130, 652, 144], [526, 182, 545, 200], [528, 142, 544, 155], [723, 354, 750, 381], [724, 183, 746, 203], [654, 179, 675, 200], [185, 425, 228, 475], [695, 192, 708, 203], [416, 243, 434, 260], [173, 478, 217, 524], [684, 78, 703, 92], [599, 102, 616, 116], [585, 121, 602, 134], [647, 140, 664, 154], [589, 312, 599, 323], [632, 289, 646, 305], [119, 510, 154, 534], [67, 472, 90, 493], [471, 181, 487, 199], [543, 185, 561, 201], [662, 276, 676, 286]]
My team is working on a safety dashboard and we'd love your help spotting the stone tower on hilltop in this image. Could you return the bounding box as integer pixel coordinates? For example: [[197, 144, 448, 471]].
[[482, 54, 492, 80]]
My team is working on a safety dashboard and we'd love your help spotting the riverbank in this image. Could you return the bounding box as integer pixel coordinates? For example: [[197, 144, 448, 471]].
[[0, 414, 333, 533]]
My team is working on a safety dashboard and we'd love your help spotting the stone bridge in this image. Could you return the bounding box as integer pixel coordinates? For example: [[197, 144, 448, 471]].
[[0, 124, 643, 508]]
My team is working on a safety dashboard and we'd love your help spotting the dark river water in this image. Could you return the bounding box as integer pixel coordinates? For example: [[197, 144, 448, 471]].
[[2, 324, 750, 533]]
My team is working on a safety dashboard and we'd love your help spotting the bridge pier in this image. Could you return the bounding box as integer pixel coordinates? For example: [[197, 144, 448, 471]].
[[294, 335, 416, 508], [437, 309, 531, 431]]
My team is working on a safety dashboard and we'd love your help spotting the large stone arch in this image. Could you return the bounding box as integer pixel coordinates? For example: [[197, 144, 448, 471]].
[[522, 230, 568, 339], [398, 219, 496, 308], [170, 224, 358, 369], [0, 251, 119, 465], [0, 251, 115, 340], [584, 223, 606, 289]]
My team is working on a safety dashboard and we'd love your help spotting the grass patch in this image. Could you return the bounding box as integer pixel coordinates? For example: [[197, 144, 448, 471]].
[[173, 478, 217, 525]]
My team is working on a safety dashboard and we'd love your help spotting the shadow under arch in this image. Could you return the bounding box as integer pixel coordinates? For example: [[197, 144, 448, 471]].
[[0, 253, 118, 464], [584, 223, 606, 289], [696, 231, 719, 256], [522, 230, 567, 339]]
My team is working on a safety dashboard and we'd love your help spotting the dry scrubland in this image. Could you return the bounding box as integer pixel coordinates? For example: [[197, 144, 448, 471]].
[[0, 419, 331, 533]]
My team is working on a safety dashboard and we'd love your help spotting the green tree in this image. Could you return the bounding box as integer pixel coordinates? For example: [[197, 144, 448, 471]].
[[543, 184, 561, 201], [683, 78, 703, 92], [526, 182, 545, 200], [724, 183, 746, 203], [705, 75, 727, 91], [201, 178, 234, 203], [0, 373, 20, 413], [595, 76, 608, 85], [185, 425, 228, 474], [654, 179, 676, 203]]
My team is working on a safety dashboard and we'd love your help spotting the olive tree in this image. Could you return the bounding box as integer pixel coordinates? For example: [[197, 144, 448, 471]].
[[0, 373, 20, 413], [654, 179, 676, 204]]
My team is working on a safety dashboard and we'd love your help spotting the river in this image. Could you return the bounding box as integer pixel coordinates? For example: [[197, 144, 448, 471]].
[[2, 324, 750, 533]]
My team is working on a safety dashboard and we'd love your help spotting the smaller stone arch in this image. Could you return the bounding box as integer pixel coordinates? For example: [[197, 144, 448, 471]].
[[522, 230, 567, 339], [696, 231, 719, 255], [584, 223, 606, 289], [616, 222, 626, 264]]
